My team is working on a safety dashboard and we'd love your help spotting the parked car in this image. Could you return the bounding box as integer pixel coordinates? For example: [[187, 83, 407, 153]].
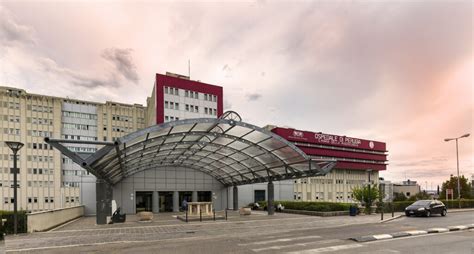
[[405, 200, 447, 217]]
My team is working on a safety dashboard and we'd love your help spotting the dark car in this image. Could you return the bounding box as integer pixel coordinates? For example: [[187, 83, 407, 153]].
[[405, 200, 447, 217]]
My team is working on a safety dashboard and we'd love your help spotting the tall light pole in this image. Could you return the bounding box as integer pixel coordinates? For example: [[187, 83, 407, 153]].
[[5, 141, 24, 235], [444, 133, 470, 209], [367, 169, 373, 214]]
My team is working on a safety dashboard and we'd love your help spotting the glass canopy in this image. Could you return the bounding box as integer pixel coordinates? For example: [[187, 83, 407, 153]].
[[47, 114, 336, 186]]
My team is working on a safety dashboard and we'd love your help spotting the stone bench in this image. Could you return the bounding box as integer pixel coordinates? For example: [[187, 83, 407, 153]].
[[137, 211, 154, 221]]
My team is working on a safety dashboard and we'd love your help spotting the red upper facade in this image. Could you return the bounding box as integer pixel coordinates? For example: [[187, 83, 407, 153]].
[[154, 73, 224, 124], [272, 127, 388, 171]]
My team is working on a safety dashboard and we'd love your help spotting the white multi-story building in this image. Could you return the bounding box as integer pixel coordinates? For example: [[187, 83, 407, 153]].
[[0, 86, 145, 214]]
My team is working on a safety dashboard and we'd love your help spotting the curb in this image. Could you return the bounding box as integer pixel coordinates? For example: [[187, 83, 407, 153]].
[[380, 214, 403, 223], [350, 224, 473, 242]]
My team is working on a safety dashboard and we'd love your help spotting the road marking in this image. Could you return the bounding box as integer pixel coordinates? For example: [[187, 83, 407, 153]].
[[252, 239, 343, 252], [405, 230, 427, 235], [285, 243, 363, 253], [448, 225, 468, 231], [239, 235, 321, 246], [372, 234, 393, 240]]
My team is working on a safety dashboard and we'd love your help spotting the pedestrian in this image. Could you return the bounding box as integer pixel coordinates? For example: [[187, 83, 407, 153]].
[[182, 198, 188, 211]]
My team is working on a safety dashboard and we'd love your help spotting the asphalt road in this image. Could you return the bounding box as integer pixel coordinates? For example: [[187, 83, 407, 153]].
[[6, 210, 473, 253]]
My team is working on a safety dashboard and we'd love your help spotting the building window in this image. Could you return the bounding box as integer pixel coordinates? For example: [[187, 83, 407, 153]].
[[185, 104, 189, 111], [174, 88, 179, 95], [165, 101, 169, 109], [185, 90, 189, 97], [165, 87, 168, 94], [175, 103, 179, 110], [205, 107, 208, 114], [195, 106, 199, 113]]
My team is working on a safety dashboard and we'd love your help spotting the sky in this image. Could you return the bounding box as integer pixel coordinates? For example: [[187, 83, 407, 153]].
[[0, 0, 472, 189]]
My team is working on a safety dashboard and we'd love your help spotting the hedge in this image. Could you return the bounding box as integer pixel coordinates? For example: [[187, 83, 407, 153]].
[[380, 199, 474, 213], [0, 210, 28, 238], [254, 199, 474, 214], [255, 201, 352, 212]]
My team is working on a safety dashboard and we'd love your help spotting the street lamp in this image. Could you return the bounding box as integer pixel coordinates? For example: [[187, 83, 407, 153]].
[[367, 169, 373, 213], [5, 141, 24, 235], [444, 133, 470, 209]]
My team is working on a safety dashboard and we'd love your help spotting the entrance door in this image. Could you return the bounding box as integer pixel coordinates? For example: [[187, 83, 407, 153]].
[[198, 191, 212, 202], [136, 191, 153, 213], [158, 192, 173, 212], [179, 191, 192, 211], [254, 190, 266, 203]]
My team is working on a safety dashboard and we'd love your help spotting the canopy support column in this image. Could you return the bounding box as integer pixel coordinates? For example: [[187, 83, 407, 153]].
[[233, 186, 238, 211], [268, 180, 274, 215], [152, 191, 159, 213], [173, 191, 179, 212], [96, 178, 112, 225]]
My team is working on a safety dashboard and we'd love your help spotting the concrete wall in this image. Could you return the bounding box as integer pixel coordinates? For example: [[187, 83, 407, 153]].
[[227, 180, 294, 209], [27, 205, 84, 232], [113, 166, 228, 214]]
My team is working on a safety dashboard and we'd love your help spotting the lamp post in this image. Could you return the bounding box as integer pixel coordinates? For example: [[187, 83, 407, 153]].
[[444, 133, 470, 209], [5, 141, 24, 235], [367, 169, 373, 214]]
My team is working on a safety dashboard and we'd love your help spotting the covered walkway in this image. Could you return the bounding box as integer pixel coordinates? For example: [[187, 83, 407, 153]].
[[46, 111, 336, 224]]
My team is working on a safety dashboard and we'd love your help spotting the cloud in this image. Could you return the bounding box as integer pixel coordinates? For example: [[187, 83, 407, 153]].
[[0, 6, 36, 46], [101, 48, 139, 83], [246, 93, 262, 101], [224, 100, 232, 110], [39, 57, 108, 88]]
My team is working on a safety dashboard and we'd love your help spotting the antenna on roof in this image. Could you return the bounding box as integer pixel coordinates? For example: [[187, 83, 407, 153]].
[[188, 59, 191, 78]]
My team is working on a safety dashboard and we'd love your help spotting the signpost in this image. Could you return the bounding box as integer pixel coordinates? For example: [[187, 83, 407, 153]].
[[446, 189, 454, 200]]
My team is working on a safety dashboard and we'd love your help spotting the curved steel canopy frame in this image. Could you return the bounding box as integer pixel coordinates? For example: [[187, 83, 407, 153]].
[[46, 114, 336, 187]]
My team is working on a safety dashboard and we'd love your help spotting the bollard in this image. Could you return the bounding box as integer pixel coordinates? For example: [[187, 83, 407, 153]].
[[225, 209, 228, 221], [391, 202, 394, 217], [380, 202, 384, 221], [213, 209, 216, 221], [186, 209, 188, 223], [200, 209, 202, 222]]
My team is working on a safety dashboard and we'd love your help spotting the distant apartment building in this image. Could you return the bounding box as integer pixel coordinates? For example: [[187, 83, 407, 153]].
[[0, 86, 145, 214], [393, 179, 421, 198], [379, 178, 394, 202]]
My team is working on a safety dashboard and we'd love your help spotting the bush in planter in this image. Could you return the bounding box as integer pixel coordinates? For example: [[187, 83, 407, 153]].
[[0, 210, 28, 235], [351, 184, 379, 214]]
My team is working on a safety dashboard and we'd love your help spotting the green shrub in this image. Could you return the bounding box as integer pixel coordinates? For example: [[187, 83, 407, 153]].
[[0, 210, 28, 236], [256, 201, 351, 212], [380, 199, 474, 212], [438, 199, 474, 209]]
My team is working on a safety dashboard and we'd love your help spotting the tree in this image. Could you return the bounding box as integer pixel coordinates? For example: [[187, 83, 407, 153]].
[[352, 184, 379, 214], [408, 191, 431, 201], [393, 192, 407, 202], [440, 175, 472, 199]]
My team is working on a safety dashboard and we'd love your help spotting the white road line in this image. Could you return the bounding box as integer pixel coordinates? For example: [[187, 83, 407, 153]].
[[450, 225, 468, 230], [238, 235, 321, 246], [372, 234, 393, 240], [427, 228, 449, 233], [252, 239, 343, 252], [405, 230, 427, 235], [285, 243, 363, 253]]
